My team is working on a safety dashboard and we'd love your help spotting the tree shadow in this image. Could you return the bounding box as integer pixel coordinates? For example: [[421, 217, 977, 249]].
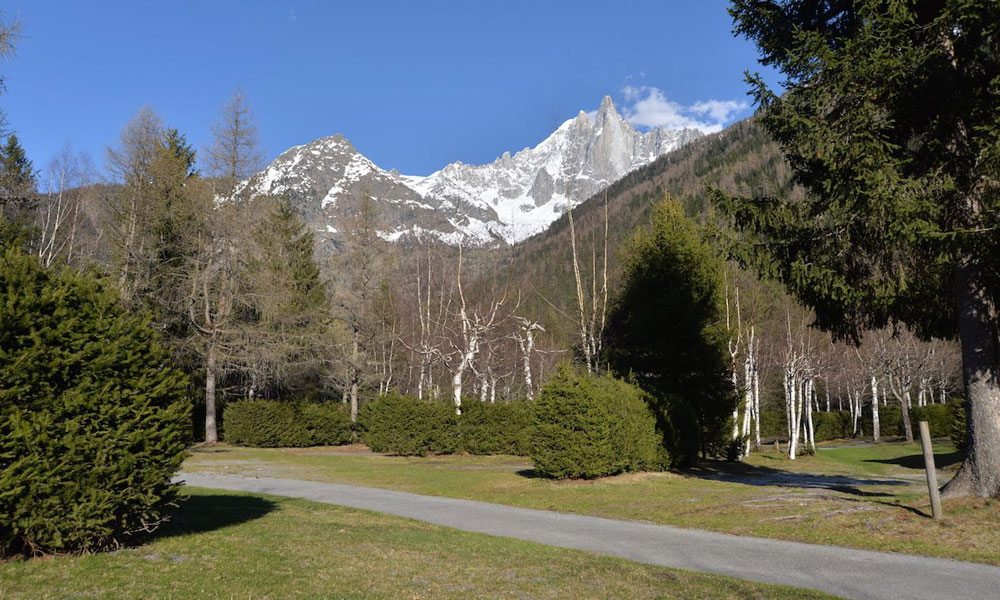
[[150, 493, 276, 541], [516, 468, 543, 479], [684, 462, 907, 498], [864, 451, 964, 470]]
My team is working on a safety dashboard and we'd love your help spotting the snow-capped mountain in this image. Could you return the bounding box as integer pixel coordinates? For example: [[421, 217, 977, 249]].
[[238, 96, 703, 248]]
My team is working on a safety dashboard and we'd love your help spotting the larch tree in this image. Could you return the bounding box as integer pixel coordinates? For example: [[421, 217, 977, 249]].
[[0, 14, 19, 137], [105, 106, 165, 304], [205, 87, 262, 195], [722, 0, 1000, 497], [330, 191, 385, 421]]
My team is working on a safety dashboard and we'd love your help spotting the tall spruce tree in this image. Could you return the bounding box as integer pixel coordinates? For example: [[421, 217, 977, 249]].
[[0, 134, 34, 201], [720, 1, 1000, 496], [0, 134, 36, 239], [605, 198, 735, 465]]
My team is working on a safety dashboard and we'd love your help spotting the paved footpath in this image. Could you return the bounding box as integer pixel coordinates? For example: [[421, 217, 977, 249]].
[[179, 472, 1000, 600]]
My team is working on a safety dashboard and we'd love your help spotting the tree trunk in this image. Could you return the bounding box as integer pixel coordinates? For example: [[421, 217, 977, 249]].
[[900, 396, 914, 443], [787, 372, 799, 460], [350, 327, 360, 422], [942, 257, 1000, 498], [452, 368, 463, 414], [871, 376, 881, 442], [204, 337, 219, 444], [805, 378, 815, 452]]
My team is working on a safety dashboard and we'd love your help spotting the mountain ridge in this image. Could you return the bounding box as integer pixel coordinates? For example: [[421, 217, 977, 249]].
[[235, 96, 704, 248]]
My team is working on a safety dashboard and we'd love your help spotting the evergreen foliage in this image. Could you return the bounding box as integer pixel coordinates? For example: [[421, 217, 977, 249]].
[[0, 133, 35, 202], [359, 394, 459, 456], [530, 366, 667, 479], [0, 249, 189, 556], [757, 405, 958, 442], [458, 400, 534, 456], [605, 198, 735, 464], [721, 0, 1000, 495], [0, 133, 36, 240], [950, 398, 967, 452], [223, 400, 352, 447]]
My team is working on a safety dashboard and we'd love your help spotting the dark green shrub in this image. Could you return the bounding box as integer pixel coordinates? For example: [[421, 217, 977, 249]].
[[910, 403, 954, 438], [758, 409, 852, 442], [459, 400, 533, 456], [0, 250, 190, 556], [530, 367, 668, 479], [812, 411, 852, 441], [758, 409, 788, 439], [949, 398, 967, 451], [359, 393, 458, 456], [860, 402, 955, 439], [224, 400, 352, 447]]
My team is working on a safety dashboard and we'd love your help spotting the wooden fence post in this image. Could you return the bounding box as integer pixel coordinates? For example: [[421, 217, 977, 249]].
[[918, 420, 942, 520]]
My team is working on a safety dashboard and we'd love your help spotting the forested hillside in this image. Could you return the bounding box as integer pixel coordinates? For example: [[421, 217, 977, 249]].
[[504, 117, 800, 346]]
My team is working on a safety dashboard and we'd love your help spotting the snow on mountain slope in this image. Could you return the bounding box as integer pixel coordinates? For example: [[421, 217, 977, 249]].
[[234, 134, 463, 249], [402, 96, 702, 243], [239, 97, 703, 248]]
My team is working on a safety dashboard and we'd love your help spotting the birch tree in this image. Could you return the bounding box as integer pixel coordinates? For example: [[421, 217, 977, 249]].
[[567, 192, 608, 373]]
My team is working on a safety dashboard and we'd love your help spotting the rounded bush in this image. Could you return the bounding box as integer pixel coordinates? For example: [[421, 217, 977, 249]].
[[0, 249, 190, 556], [224, 400, 352, 447], [359, 393, 458, 456], [459, 400, 534, 456], [530, 367, 667, 479]]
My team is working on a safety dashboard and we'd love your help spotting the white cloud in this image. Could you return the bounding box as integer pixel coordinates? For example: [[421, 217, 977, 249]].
[[690, 99, 749, 123], [619, 86, 750, 134]]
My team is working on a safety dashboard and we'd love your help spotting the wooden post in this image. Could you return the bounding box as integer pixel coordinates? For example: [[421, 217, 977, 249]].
[[918, 421, 942, 520]]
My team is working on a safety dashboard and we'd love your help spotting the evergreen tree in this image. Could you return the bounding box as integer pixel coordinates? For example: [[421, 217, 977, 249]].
[[720, 1, 1000, 497], [0, 134, 35, 200], [0, 134, 37, 237], [0, 247, 189, 555], [605, 198, 735, 464], [164, 127, 196, 177]]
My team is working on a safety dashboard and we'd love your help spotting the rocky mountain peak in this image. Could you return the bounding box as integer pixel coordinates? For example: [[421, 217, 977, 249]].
[[240, 97, 705, 249]]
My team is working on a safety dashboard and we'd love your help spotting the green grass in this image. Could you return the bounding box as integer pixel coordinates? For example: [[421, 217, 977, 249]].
[[183, 440, 1000, 566], [0, 488, 835, 600]]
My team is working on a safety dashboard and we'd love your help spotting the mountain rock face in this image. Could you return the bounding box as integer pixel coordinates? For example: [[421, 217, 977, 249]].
[[238, 96, 703, 248]]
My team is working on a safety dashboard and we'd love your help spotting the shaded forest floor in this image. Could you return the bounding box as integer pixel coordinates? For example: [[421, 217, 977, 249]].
[[1, 488, 834, 600], [184, 439, 1000, 566]]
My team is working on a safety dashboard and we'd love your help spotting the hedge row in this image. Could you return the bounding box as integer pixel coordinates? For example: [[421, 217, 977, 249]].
[[358, 393, 459, 456], [356, 394, 536, 457], [530, 367, 668, 479], [459, 400, 533, 456], [758, 400, 962, 442], [223, 400, 353, 447]]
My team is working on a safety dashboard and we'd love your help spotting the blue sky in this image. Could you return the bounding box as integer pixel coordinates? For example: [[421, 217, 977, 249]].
[[2, 1, 775, 177]]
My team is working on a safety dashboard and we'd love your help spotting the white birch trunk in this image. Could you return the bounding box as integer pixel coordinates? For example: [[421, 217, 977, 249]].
[[871, 375, 881, 442]]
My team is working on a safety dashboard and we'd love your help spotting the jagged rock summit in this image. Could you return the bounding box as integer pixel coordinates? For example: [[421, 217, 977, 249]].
[[238, 96, 704, 248]]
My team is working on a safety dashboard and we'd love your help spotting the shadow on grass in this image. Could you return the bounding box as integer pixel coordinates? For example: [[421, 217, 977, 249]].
[[152, 494, 277, 541], [684, 462, 907, 497], [865, 451, 964, 470]]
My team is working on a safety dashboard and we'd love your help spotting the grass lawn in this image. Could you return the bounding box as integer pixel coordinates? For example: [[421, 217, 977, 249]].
[[183, 440, 1000, 566], [0, 488, 834, 600]]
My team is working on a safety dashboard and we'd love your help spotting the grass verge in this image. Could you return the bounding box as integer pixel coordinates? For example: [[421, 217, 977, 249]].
[[0, 488, 835, 600]]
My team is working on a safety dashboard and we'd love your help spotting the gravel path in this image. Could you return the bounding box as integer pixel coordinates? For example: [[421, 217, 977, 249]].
[[178, 472, 999, 600]]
